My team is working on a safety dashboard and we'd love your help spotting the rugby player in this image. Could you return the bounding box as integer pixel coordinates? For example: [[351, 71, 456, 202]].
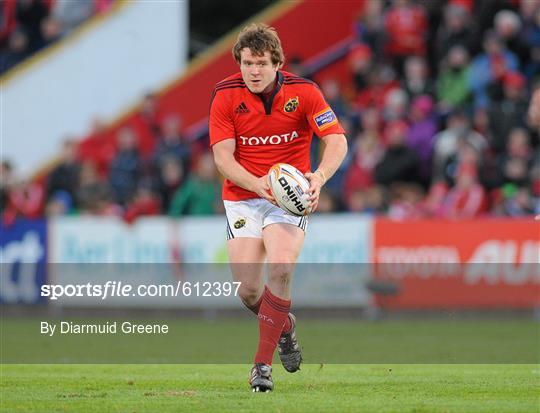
[[210, 23, 348, 392]]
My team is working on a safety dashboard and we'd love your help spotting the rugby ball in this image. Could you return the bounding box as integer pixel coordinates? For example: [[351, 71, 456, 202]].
[[268, 163, 312, 216]]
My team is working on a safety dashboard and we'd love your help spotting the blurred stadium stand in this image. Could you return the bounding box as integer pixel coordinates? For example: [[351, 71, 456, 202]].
[[1, 1, 539, 314], [2, 0, 538, 221]]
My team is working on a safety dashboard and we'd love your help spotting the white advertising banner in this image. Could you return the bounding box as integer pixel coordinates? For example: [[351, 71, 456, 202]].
[[48, 215, 372, 308]]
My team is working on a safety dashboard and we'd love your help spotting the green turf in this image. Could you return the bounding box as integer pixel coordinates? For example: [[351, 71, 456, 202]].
[[2, 319, 538, 363], [1, 364, 538, 412]]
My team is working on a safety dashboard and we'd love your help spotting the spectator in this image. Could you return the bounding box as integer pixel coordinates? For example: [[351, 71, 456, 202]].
[[359, 104, 383, 136], [487, 71, 529, 153], [472, 0, 512, 38], [529, 151, 540, 211], [436, 3, 477, 61], [109, 127, 142, 206], [344, 128, 385, 203], [45, 190, 74, 217], [401, 55, 434, 100], [472, 106, 490, 137], [52, 0, 93, 35], [493, 185, 536, 217], [384, 0, 429, 74], [469, 30, 519, 108], [0, 0, 17, 45], [123, 183, 161, 224], [494, 9, 530, 68], [440, 163, 487, 218], [382, 87, 409, 123], [1, 28, 30, 73], [46, 139, 80, 204], [528, 87, 540, 134], [2, 178, 44, 226], [348, 43, 372, 93], [436, 45, 473, 112], [39, 15, 62, 48], [16, 0, 48, 52], [432, 109, 487, 180], [356, 63, 399, 111], [505, 127, 533, 161], [499, 156, 530, 188], [153, 114, 191, 172], [130, 92, 163, 159], [169, 152, 220, 216], [77, 118, 116, 177], [355, 0, 385, 61], [1, 0, 112, 74], [287, 55, 311, 80], [442, 138, 483, 188], [316, 188, 339, 213], [320, 119, 352, 193], [387, 182, 425, 220], [0, 160, 14, 214], [421, 179, 449, 217], [321, 78, 348, 118], [374, 120, 422, 186], [493, 128, 532, 187], [156, 156, 184, 212], [520, 3, 540, 79], [77, 161, 118, 215], [405, 95, 438, 182], [347, 186, 386, 213]]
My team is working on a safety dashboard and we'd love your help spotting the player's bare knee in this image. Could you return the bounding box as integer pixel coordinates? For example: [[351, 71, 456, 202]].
[[268, 263, 294, 287], [238, 284, 261, 305]]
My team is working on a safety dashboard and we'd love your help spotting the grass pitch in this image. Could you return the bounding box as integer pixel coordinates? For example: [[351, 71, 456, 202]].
[[1, 319, 539, 411], [1, 364, 538, 412]]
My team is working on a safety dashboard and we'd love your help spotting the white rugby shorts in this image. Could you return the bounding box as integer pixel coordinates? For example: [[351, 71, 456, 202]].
[[224, 198, 308, 240]]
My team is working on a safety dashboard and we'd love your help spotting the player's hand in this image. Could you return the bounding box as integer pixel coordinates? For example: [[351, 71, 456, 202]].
[[252, 175, 276, 204], [304, 170, 325, 212]]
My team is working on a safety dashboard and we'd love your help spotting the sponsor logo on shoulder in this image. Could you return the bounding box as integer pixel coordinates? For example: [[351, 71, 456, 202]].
[[313, 107, 337, 131]]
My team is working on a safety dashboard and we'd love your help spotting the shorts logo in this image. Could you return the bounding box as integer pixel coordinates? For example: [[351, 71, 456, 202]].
[[234, 218, 246, 229], [313, 108, 337, 131], [284, 96, 299, 112]]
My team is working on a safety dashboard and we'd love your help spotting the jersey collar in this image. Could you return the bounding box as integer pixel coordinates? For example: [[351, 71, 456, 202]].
[[256, 71, 284, 115]]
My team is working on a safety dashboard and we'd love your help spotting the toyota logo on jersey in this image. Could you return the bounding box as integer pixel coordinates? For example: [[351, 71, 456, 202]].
[[239, 131, 299, 146]]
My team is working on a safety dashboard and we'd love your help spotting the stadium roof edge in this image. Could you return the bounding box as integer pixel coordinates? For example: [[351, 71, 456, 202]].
[[28, 0, 303, 180], [97, 0, 302, 132], [0, 1, 130, 87]]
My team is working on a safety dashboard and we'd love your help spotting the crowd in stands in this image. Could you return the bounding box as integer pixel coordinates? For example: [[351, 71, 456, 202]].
[[0, 0, 115, 73], [317, 0, 539, 219], [1, 90, 221, 225], [1, 0, 539, 224]]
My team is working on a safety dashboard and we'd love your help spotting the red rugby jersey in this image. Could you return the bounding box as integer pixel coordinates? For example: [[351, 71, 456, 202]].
[[209, 70, 345, 201]]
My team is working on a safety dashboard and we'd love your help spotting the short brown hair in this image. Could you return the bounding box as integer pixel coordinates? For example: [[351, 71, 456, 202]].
[[232, 23, 285, 66]]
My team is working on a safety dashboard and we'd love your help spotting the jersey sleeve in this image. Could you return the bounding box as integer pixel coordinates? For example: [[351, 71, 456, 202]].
[[209, 90, 235, 146], [305, 85, 345, 137]]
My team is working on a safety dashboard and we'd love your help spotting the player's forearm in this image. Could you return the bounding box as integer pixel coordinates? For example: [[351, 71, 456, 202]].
[[214, 154, 259, 193], [315, 134, 348, 184]]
